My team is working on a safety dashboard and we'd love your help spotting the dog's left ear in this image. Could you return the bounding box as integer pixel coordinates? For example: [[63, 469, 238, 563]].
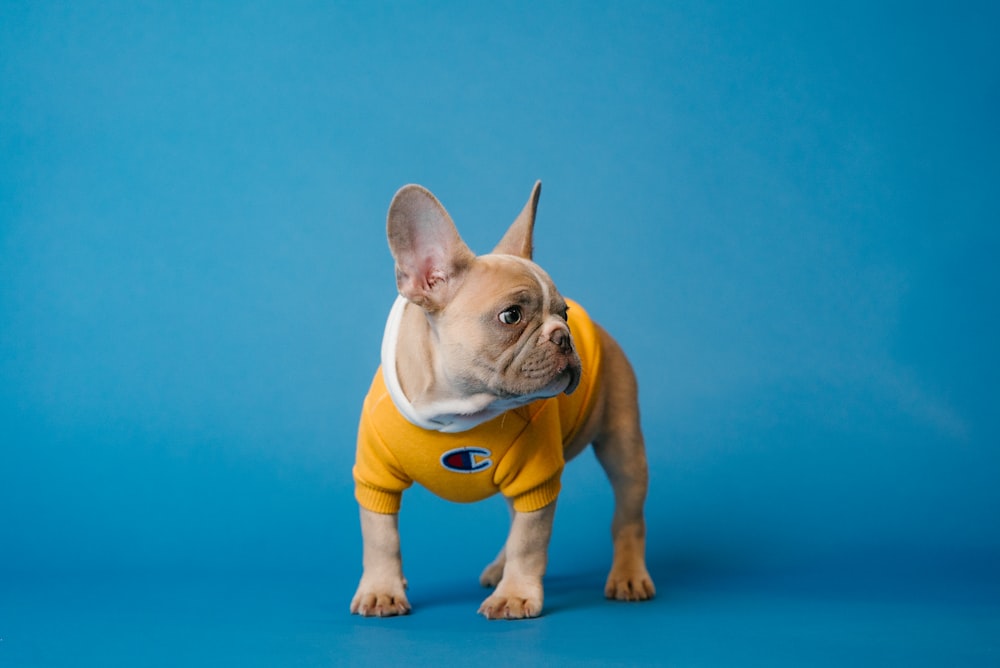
[[492, 181, 541, 260], [387, 185, 475, 312]]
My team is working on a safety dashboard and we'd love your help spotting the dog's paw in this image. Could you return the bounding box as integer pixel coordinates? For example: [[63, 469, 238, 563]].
[[604, 563, 656, 601], [350, 578, 411, 617], [477, 580, 543, 620]]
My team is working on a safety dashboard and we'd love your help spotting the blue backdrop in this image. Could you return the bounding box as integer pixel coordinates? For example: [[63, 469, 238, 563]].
[[2, 2, 998, 665]]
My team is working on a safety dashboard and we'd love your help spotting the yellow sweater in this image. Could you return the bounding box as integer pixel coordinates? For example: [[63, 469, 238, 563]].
[[353, 299, 602, 514]]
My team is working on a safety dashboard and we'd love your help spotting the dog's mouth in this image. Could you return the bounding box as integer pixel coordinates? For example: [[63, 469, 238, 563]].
[[561, 361, 581, 395], [532, 357, 581, 398], [486, 356, 580, 405], [483, 337, 583, 404]]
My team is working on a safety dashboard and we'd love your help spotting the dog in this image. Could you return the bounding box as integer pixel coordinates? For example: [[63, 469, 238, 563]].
[[350, 182, 654, 619]]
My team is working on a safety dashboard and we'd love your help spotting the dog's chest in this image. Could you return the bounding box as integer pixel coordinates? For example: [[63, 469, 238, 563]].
[[369, 393, 565, 504]]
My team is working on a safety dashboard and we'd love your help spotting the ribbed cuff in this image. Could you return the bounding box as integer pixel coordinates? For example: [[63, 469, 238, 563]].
[[510, 475, 561, 513], [355, 482, 402, 514]]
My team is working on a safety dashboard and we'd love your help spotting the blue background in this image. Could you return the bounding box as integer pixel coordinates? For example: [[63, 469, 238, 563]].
[[2, 1, 998, 665]]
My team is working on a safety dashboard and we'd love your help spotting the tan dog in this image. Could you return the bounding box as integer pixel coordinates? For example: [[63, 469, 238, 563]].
[[350, 182, 654, 619]]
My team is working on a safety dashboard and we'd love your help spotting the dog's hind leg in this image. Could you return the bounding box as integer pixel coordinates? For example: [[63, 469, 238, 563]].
[[591, 329, 656, 601]]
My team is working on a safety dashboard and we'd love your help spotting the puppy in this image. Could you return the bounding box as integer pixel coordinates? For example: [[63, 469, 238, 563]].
[[350, 182, 654, 619]]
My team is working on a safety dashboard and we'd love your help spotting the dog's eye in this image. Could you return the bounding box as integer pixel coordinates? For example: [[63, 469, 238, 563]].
[[498, 306, 522, 325]]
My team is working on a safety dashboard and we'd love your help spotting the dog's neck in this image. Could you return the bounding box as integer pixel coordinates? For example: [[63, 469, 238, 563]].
[[382, 295, 512, 433]]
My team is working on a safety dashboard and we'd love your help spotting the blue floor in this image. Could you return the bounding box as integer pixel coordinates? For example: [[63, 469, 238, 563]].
[[3, 459, 998, 667], [3, 561, 997, 667]]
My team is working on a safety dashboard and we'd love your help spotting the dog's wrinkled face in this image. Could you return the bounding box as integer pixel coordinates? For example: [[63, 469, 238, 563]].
[[433, 253, 582, 407]]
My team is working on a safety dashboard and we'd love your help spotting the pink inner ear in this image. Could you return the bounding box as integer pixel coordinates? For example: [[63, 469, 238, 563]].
[[418, 259, 448, 291], [396, 239, 463, 306], [387, 184, 475, 308], [395, 212, 458, 274]]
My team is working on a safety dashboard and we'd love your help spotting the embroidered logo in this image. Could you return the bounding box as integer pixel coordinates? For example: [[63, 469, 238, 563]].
[[440, 447, 493, 474]]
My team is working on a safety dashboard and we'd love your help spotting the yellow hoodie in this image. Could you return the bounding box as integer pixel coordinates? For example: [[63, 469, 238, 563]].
[[353, 298, 602, 514]]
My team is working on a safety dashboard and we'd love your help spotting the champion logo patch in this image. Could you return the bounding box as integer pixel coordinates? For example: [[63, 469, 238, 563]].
[[440, 447, 493, 474]]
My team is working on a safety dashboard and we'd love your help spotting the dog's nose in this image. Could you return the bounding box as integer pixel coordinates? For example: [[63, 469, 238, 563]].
[[543, 322, 573, 353]]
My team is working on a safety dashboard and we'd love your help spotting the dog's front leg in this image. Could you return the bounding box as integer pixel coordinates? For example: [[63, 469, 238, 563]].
[[478, 501, 555, 620], [350, 507, 410, 617]]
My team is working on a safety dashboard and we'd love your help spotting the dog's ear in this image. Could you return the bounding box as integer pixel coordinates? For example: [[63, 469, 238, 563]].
[[492, 180, 541, 260], [387, 185, 475, 311]]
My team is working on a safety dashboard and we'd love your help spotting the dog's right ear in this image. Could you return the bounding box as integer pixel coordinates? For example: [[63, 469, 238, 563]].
[[387, 185, 475, 312], [493, 180, 541, 260]]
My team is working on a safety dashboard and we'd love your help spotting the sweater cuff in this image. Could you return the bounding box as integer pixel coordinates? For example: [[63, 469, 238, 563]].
[[355, 482, 402, 514], [509, 475, 561, 513]]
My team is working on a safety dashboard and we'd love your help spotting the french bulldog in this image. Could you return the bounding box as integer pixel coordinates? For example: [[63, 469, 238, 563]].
[[350, 182, 654, 619]]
